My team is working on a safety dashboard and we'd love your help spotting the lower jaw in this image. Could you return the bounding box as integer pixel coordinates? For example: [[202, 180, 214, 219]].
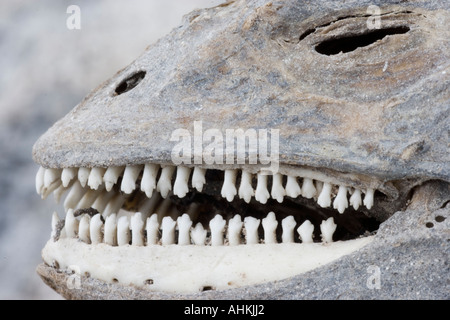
[[41, 236, 373, 293]]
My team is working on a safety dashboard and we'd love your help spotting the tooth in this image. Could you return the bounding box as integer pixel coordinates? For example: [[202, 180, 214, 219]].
[[131, 212, 144, 246], [285, 176, 301, 198], [146, 214, 160, 245], [317, 182, 332, 208], [156, 166, 175, 198], [363, 188, 375, 209], [177, 213, 193, 245], [76, 189, 101, 210], [333, 186, 348, 214], [44, 168, 61, 188], [281, 216, 296, 243], [61, 168, 78, 188], [191, 223, 207, 245], [90, 214, 103, 245], [104, 213, 117, 246], [262, 211, 278, 244], [53, 184, 67, 203], [349, 189, 362, 210], [78, 214, 91, 244], [173, 166, 192, 198], [209, 215, 226, 246], [161, 216, 176, 245], [228, 215, 243, 246], [65, 209, 78, 238], [78, 167, 91, 188], [91, 191, 115, 213], [137, 193, 161, 219], [63, 181, 85, 211], [271, 173, 285, 203], [301, 178, 317, 199], [141, 163, 159, 198], [35, 167, 45, 195], [192, 167, 206, 192], [238, 171, 254, 203], [102, 193, 126, 216], [255, 174, 270, 204], [320, 217, 336, 243], [51, 212, 60, 239], [121, 165, 142, 194], [103, 166, 125, 192], [315, 180, 324, 197], [88, 167, 106, 190], [221, 169, 237, 202], [297, 220, 314, 243], [41, 179, 62, 200], [244, 216, 260, 244], [117, 216, 130, 246]]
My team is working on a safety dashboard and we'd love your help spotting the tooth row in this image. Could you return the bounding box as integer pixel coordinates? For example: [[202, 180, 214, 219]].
[[37, 165, 376, 213], [55, 210, 337, 246]]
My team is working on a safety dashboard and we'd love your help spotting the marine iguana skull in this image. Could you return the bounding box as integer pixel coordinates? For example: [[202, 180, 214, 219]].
[[33, 0, 449, 299]]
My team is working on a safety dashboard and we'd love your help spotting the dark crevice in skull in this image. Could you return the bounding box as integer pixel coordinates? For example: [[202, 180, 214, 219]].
[[114, 71, 146, 95], [315, 26, 410, 55]]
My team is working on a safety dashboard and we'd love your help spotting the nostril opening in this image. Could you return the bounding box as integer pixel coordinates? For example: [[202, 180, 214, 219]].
[[315, 26, 410, 55], [114, 70, 146, 95]]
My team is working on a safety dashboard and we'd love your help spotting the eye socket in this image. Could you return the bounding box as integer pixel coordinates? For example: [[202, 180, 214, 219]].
[[114, 71, 146, 95], [315, 26, 410, 55]]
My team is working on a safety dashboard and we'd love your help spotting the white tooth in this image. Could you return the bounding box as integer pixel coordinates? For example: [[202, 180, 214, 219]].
[[363, 188, 375, 209], [221, 169, 237, 202], [333, 186, 348, 214], [78, 167, 91, 188], [156, 166, 175, 198], [255, 174, 270, 204], [44, 168, 61, 188], [131, 212, 144, 246], [65, 209, 78, 238], [102, 193, 126, 217], [53, 184, 67, 203], [146, 214, 160, 245], [61, 168, 77, 188], [228, 215, 243, 246], [320, 217, 336, 243], [173, 166, 192, 198], [262, 211, 278, 244], [209, 215, 226, 246], [161, 216, 176, 245], [90, 214, 103, 245], [141, 163, 159, 197], [76, 189, 101, 210], [301, 178, 317, 199], [297, 220, 314, 243], [103, 166, 125, 192], [104, 213, 117, 246], [78, 214, 91, 244], [238, 171, 254, 203], [271, 173, 286, 203], [192, 167, 206, 192], [87, 167, 106, 190], [121, 165, 142, 194], [281, 216, 296, 243], [191, 223, 207, 245], [91, 191, 115, 213], [349, 189, 362, 210], [244, 216, 260, 244], [317, 182, 332, 208], [51, 212, 60, 239], [41, 179, 62, 200], [177, 213, 193, 245], [138, 193, 161, 219], [35, 166, 45, 195], [285, 176, 301, 198], [64, 181, 85, 211], [117, 216, 130, 246], [315, 180, 324, 197]]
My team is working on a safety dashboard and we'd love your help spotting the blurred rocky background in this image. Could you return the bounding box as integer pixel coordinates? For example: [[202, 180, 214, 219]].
[[0, 0, 223, 299]]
